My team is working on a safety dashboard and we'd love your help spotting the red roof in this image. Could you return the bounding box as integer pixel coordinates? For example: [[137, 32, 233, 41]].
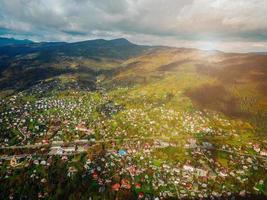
[[92, 171, 98, 180], [112, 183, 120, 191], [121, 179, 131, 189], [135, 182, 142, 189], [138, 192, 144, 198]]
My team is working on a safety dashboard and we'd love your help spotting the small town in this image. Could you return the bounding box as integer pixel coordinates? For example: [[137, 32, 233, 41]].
[[0, 80, 266, 199]]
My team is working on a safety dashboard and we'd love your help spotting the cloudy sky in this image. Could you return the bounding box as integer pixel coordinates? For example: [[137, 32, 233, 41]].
[[0, 0, 267, 52]]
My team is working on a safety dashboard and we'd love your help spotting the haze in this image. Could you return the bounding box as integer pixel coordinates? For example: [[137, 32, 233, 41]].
[[0, 0, 267, 52]]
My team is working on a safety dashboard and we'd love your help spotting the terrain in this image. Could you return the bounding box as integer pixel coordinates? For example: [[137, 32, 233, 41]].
[[0, 38, 266, 199]]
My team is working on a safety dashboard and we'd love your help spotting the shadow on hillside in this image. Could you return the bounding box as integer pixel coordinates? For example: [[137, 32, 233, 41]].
[[185, 84, 248, 118]]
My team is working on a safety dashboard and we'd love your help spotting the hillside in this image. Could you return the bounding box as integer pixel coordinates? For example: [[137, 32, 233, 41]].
[[0, 38, 154, 91], [0, 37, 33, 47], [107, 48, 267, 132], [0, 38, 267, 199]]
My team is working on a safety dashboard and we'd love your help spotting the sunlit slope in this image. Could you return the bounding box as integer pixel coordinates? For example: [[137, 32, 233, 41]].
[[106, 48, 267, 132]]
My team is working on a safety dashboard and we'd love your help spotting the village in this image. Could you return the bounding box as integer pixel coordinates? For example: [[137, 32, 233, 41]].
[[0, 81, 267, 199]]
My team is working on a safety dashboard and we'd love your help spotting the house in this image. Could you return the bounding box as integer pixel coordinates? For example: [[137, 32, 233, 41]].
[[154, 140, 170, 148], [33, 160, 39, 165], [183, 165, 194, 172], [52, 140, 64, 145], [260, 149, 267, 156], [253, 144, 261, 152], [112, 183, 120, 191], [61, 155, 68, 161], [40, 160, 47, 165], [135, 182, 142, 189], [75, 123, 93, 135], [127, 166, 136, 176], [62, 146, 76, 154], [138, 192, 144, 199], [195, 168, 208, 177], [185, 138, 197, 149], [42, 139, 49, 144], [219, 170, 228, 177], [68, 166, 78, 177], [74, 139, 89, 144], [76, 145, 87, 152], [10, 157, 18, 167], [118, 149, 127, 156], [121, 179, 131, 189], [202, 142, 213, 149], [49, 146, 63, 155]]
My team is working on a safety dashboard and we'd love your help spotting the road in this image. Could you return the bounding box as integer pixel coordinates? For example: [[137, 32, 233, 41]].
[[0, 136, 170, 150], [1, 136, 267, 160]]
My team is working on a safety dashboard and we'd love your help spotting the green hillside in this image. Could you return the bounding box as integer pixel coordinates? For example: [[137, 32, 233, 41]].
[[0, 39, 266, 199]]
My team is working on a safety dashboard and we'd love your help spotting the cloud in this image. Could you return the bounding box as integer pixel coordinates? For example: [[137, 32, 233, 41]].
[[0, 0, 267, 52]]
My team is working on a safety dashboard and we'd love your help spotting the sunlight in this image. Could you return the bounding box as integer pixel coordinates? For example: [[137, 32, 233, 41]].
[[199, 41, 217, 51]]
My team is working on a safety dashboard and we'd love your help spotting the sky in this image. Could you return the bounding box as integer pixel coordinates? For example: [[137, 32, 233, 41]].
[[0, 0, 267, 52]]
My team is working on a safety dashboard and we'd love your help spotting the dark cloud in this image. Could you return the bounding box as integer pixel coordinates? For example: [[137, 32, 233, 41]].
[[0, 0, 267, 52]]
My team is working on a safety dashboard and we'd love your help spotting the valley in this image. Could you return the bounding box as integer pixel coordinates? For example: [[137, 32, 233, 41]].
[[0, 39, 267, 199]]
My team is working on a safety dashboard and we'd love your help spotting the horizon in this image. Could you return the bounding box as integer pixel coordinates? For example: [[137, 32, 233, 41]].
[[1, 36, 267, 54], [0, 1, 267, 199], [0, 0, 267, 53]]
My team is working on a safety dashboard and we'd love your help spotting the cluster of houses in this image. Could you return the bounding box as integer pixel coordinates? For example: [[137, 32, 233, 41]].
[[111, 106, 250, 142], [26, 79, 92, 96], [0, 89, 109, 146], [1, 129, 266, 199], [74, 137, 266, 199], [0, 81, 266, 199], [0, 82, 253, 149]]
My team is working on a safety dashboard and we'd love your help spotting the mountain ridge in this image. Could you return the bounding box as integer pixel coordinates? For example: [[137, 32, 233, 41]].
[[0, 37, 33, 46]]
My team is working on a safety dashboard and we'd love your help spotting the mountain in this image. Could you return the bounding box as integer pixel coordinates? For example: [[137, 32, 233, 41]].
[[253, 52, 267, 55], [0, 37, 267, 130], [107, 38, 134, 46], [0, 37, 154, 90], [0, 37, 267, 199], [0, 38, 149, 59], [0, 37, 33, 46], [73, 38, 134, 47]]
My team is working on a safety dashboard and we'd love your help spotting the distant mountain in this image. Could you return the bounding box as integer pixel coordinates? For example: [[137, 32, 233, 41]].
[[73, 38, 134, 47], [0, 37, 33, 46], [0, 37, 155, 90], [107, 38, 134, 46], [57, 38, 147, 59], [252, 52, 267, 55], [0, 37, 150, 59]]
